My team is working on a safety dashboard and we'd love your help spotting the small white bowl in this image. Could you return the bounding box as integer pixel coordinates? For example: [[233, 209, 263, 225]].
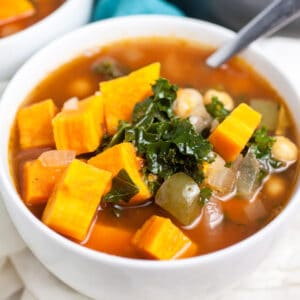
[[0, 16, 299, 300], [0, 0, 93, 80]]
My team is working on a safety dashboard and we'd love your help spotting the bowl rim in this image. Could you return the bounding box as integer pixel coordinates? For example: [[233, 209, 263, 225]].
[[0, 14, 299, 270], [0, 0, 81, 45]]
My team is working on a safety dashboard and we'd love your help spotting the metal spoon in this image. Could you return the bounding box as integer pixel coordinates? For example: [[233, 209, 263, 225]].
[[206, 0, 300, 68]]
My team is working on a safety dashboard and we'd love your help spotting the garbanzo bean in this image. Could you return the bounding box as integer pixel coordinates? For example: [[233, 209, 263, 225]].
[[271, 136, 298, 162], [203, 89, 234, 111]]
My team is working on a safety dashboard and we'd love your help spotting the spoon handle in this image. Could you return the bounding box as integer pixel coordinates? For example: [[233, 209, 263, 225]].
[[206, 0, 300, 68]]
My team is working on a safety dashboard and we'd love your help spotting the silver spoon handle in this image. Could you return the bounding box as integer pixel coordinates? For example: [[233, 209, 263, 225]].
[[206, 0, 300, 68]]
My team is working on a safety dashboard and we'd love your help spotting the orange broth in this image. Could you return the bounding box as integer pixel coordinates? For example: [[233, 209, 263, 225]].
[[9, 38, 299, 259]]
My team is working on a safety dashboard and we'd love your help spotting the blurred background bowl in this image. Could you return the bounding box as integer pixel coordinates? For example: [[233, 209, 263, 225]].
[[0, 0, 93, 80]]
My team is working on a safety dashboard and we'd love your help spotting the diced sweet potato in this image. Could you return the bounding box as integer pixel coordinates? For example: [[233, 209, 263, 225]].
[[85, 222, 136, 257], [0, 0, 35, 26], [88, 142, 151, 204], [132, 215, 193, 260], [22, 159, 65, 205], [209, 103, 261, 162], [100, 63, 160, 134], [17, 99, 58, 149], [42, 159, 112, 241], [52, 95, 104, 155]]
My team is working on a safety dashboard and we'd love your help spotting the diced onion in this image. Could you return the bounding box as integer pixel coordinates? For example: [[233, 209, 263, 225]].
[[202, 198, 224, 229], [39, 150, 76, 167], [62, 97, 79, 111]]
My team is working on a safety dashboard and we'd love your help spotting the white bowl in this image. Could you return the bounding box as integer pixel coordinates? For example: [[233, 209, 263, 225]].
[[0, 16, 299, 300], [0, 0, 93, 80]]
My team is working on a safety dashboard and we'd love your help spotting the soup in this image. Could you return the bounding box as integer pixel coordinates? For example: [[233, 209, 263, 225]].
[[0, 0, 65, 38], [9, 38, 299, 260]]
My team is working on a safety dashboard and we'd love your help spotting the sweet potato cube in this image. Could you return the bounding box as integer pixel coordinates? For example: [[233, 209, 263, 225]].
[[100, 63, 160, 134], [85, 222, 136, 257], [209, 103, 261, 162], [52, 95, 104, 155], [88, 142, 151, 204], [132, 215, 193, 260], [42, 159, 112, 241], [17, 99, 58, 149], [22, 159, 65, 205], [0, 0, 35, 26]]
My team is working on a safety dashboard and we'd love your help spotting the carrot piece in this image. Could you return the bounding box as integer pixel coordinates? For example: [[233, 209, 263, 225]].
[[100, 62, 160, 134], [22, 159, 65, 205], [132, 215, 193, 260], [52, 95, 104, 155], [85, 222, 136, 257], [17, 99, 58, 149], [88, 142, 151, 204], [42, 159, 112, 241], [209, 103, 261, 162], [0, 0, 35, 26]]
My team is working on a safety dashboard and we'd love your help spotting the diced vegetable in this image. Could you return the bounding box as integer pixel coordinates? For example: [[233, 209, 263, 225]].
[[201, 198, 224, 229], [209, 103, 262, 162], [42, 159, 112, 241], [62, 97, 79, 111], [22, 159, 65, 205], [264, 174, 286, 200], [68, 77, 93, 98], [38, 150, 76, 167], [223, 197, 267, 225], [155, 173, 202, 226], [0, 0, 35, 26], [205, 155, 237, 196], [17, 99, 58, 149], [132, 215, 193, 260], [236, 152, 261, 199], [100, 62, 160, 134], [250, 99, 279, 131], [276, 105, 290, 135], [204, 89, 234, 111], [85, 222, 135, 257], [88, 142, 151, 205], [271, 136, 298, 162], [52, 94, 104, 155]]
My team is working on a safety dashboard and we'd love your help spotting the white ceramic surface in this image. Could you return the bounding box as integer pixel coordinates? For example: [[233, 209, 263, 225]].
[[0, 16, 299, 300], [0, 0, 93, 80]]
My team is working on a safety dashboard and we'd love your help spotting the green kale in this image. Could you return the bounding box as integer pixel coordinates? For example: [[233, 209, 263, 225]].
[[248, 126, 283, 169], [199, 187, 212, 206], [205, 96, 230, 122], [102, 169, 139, 203], [92, 57, 127, 80]]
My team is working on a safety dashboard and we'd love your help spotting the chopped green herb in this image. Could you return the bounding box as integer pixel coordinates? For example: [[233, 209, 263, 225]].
[[205, 96, 230, 122], [199, 187, 212, 206], [102, 169, 139, 203], [92, 57, 127, 80]]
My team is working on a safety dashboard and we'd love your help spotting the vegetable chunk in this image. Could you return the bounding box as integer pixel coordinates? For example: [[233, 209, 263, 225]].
[[42, 159, 112, 241], [88, 142, 151, 204], [209, 103, 261, 162], [132, 215, 193, 260], [52, 95, 104, 155], [23, 159, 65, 205], [0, 0, 35, 26], [100, 62, 160, 134], [17, 99, 58, 149]]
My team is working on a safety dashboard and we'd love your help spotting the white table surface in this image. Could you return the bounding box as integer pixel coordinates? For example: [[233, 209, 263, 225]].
[[0, 36, 300, 300]]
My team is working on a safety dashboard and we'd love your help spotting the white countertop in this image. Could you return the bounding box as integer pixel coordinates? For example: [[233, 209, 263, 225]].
[[0, 37, 300, 300]]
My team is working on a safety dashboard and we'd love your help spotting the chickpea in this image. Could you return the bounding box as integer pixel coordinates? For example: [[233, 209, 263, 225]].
[[173, 88, 203, 118], [68, 77, 93, 98], [264, 175, 286, 199], [271, 136, 298, 162], [203, 89, 234, 111]]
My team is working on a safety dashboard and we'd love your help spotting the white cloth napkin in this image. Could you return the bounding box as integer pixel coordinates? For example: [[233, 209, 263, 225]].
[[0, 37, 300, 300]]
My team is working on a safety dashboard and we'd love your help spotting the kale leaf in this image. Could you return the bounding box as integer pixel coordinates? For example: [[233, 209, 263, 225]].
[[205, 96, 230, 122], [102, 169, 139, 203], [199, 187, 212, 206]]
